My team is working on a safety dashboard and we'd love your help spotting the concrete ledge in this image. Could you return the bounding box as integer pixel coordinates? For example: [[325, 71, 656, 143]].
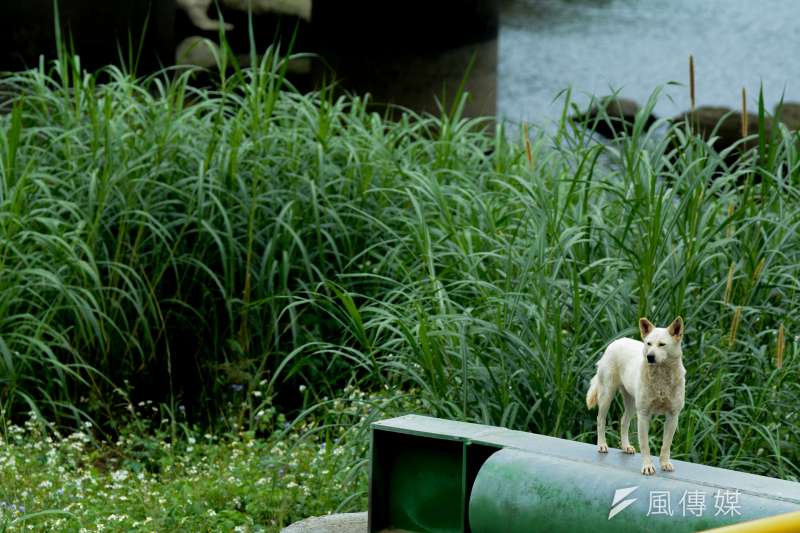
[[282, 512, 367, 533]]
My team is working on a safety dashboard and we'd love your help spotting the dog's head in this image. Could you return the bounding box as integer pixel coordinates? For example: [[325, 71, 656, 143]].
[[639, 316, 683, 364]]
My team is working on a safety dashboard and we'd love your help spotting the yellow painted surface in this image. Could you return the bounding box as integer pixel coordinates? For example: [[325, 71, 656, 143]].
[[701, 510, 800, 533]]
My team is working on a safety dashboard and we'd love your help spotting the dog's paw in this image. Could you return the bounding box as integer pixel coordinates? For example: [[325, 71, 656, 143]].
[[660, 461, 674, 472], [597, 444, 608, 453], [622, 445, 636, 454], [641, 463, 656, 476]]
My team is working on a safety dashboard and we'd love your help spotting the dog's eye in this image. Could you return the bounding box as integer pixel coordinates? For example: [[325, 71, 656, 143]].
[[646, 342, 652, 346], [658, 342, 666, 347]]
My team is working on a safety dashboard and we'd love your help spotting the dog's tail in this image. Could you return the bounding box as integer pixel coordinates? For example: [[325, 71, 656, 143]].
[[586, 374, 600, 410]]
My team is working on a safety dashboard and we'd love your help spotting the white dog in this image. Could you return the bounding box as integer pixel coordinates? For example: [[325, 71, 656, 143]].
[[586, 317, 685, 475]]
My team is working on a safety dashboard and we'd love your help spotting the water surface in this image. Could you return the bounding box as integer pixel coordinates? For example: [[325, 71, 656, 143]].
[[499, 0, 800, 127]]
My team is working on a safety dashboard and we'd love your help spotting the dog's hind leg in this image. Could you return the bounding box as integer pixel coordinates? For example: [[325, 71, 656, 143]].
[[620, 391, 636, 454], [659, 413, 679, 472], [595, 384, 615, 453]]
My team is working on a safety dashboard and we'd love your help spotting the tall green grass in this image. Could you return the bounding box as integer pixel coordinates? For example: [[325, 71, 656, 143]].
[[1, 49, 799, 478]]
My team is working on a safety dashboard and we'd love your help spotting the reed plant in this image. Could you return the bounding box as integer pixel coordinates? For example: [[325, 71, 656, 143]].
[[0, 42, 799, 481]]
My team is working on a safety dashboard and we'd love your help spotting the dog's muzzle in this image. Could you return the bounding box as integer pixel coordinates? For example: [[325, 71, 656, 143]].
[[646, 353, 656, 364]]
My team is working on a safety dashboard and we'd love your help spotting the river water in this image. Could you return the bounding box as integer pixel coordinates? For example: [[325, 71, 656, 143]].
[[498, 0, 800, 128]]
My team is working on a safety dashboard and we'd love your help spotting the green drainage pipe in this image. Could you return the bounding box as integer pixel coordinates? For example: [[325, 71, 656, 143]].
[[469, 448, 800, 533], [369, 415, 800, 532]]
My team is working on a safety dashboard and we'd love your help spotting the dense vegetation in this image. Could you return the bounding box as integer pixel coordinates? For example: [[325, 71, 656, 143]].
[[0, 388, 415, 531], [0, 46, 798, 529]]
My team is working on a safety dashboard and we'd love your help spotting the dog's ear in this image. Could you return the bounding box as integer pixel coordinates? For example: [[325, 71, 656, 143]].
[[639, 317, 655, 339], [668, 316, 684, 341]]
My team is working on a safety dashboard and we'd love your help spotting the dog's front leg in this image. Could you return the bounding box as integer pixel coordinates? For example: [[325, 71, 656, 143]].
[[660, 413, 679, 472], [637, 412, 655, 475]]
